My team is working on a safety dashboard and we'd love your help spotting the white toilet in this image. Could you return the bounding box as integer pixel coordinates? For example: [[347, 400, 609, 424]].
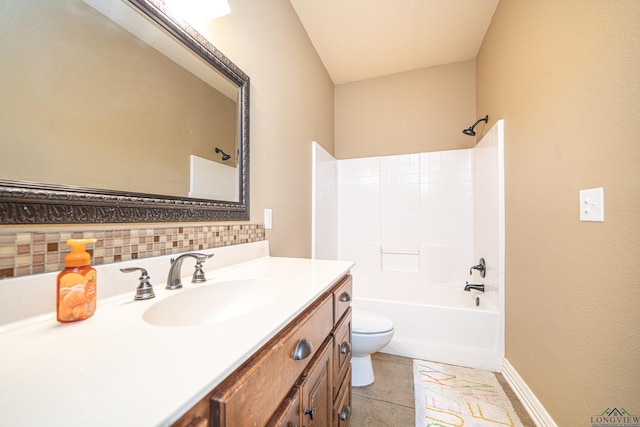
[[351, 309, 395, 387]]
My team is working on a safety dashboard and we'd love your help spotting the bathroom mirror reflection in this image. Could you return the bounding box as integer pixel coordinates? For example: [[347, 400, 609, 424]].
[[0, 0, 250, 223]]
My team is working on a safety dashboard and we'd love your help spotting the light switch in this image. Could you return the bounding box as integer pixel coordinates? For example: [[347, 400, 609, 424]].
[[264, 208, 273, 229], [579, 187, 604, 222]]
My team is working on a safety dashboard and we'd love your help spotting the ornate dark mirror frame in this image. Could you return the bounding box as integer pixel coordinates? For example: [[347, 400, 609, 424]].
[[0, 0, 250, 224]]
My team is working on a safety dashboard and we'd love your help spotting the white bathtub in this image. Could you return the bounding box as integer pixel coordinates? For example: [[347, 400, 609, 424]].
[[352, 287, 504, 372]]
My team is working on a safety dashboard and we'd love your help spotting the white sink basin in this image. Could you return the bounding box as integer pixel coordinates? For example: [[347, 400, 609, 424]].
[[143, 278, 285, 327]]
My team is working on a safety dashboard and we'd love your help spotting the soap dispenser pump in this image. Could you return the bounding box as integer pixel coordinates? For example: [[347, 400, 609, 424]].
[[56, 239, 98, 323]]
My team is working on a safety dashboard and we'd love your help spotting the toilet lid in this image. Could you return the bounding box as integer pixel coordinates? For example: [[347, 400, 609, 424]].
[[352, 309, 394, 334]]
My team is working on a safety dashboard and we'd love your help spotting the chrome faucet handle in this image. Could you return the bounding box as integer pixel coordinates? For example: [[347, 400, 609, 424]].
[[170, 253, 213, 263], [120, 267, 156, 300], [192, 254, 214, 283], [192, 261, 207, 283], [196, 253, 214, 261], [169, 252, 208, 263]]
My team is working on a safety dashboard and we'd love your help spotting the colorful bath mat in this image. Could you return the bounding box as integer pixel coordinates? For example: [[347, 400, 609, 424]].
[[413, 359, 523, 427]]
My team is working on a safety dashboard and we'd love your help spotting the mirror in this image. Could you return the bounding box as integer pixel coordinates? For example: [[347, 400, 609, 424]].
[[0, 0, 249, 223]]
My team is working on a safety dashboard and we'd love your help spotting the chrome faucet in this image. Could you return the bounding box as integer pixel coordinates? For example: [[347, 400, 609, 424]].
[[464, 282, 485, 292], [166, 253, 214, 290]]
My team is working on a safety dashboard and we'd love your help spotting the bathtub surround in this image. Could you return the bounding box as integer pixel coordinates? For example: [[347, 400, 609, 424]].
[[312, 142, 338, 260], [473, 120, 506, 366], [332, 121, 505, 371], [338, 149, 475, 295], [0, 224, 265, 279]]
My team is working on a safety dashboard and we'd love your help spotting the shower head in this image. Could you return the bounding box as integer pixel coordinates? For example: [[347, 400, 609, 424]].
[[462, 115, 489, 136], [215, 147, 231, 161]]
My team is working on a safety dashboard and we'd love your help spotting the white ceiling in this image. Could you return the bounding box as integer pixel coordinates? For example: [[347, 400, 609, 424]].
[[289, 0, 500, 85]]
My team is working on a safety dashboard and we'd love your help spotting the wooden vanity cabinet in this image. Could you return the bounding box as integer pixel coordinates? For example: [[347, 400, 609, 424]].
[[171, 274, 352, 427]]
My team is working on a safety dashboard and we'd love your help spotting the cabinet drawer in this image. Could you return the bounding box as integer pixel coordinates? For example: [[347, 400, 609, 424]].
[[333, 365, 352, 427], [210, 293, 333, 427], [333, 275, 352, 324], [332, 307, 352, 400]]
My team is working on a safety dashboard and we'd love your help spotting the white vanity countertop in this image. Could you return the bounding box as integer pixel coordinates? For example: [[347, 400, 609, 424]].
[[0, 244, 354, 427]]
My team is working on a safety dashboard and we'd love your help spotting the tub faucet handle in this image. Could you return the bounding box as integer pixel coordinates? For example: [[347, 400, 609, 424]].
[[470, 257, 486, 278]]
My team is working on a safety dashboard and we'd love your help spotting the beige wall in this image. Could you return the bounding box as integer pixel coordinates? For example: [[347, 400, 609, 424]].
[[335, 60, 476, 159], [200, 0, 335, 257], [477, 0, 640, 424]]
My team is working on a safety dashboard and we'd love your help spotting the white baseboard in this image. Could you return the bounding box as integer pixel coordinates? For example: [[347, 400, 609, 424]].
[[502, 358, 558, 427]]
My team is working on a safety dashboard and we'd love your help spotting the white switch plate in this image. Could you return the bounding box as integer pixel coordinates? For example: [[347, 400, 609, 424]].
[[264, 208, 273, 229], [579, 187, 604, 222]]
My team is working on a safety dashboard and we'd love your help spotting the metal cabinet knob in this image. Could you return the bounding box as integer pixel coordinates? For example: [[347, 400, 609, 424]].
[[293, 338, 313, 361], [340, 341, 351, 355], [339, 292, 351, 303], [304, 407, 316, 420], [340, 404, 351, 421]]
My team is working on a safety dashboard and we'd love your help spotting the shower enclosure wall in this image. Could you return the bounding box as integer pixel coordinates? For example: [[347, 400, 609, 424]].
[[312, 120, 505, 371]]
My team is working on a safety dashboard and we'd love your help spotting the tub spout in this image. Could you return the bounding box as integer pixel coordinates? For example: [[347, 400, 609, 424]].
[[464, 282, 484, 292]]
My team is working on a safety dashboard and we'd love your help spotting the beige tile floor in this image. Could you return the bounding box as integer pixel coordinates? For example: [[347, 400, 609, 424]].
[[350, 353, 536, 427]]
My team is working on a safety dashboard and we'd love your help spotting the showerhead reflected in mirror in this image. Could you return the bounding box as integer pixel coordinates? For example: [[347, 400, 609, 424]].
[[215, 148, 232, 161]]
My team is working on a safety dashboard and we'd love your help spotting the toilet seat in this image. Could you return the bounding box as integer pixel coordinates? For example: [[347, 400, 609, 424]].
[[352, 309, 394, 334]]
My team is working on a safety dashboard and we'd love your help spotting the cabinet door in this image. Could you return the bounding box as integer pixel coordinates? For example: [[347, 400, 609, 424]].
[[301, 338, 333, 427], [333, 366, 352, 427], [268, 386, 301, 427], [332, 308, 352, 400]]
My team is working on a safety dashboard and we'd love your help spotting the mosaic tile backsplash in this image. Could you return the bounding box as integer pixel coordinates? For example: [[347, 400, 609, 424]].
[[0, 224, 265, 279]]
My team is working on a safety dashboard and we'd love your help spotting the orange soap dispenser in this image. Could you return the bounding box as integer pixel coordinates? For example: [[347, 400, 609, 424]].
[[56, 239, 98, 323]]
